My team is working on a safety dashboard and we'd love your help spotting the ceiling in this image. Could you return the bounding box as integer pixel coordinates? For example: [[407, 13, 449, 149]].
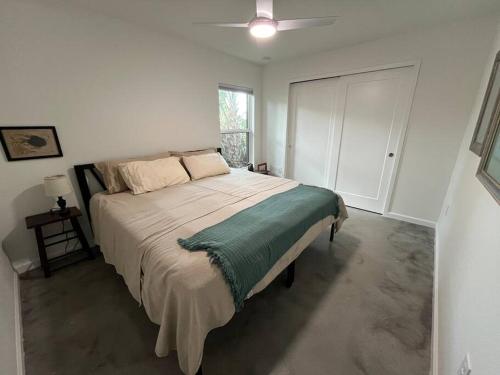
[[46, 0, 500, 64]]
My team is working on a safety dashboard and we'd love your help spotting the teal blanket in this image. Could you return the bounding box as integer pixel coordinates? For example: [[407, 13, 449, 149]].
[[178, 184, 340, 311]]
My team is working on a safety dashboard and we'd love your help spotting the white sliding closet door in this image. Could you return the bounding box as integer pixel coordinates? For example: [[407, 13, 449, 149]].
[[330, 67, 414, 213], [287, 78, 338, 187], [287, 66, 415, 213]]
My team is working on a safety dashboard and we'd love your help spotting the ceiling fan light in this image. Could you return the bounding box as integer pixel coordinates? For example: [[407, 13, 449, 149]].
[[249, 18, 277, 38]]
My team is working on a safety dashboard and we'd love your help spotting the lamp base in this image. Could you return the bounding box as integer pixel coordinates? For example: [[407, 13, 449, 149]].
[[50, 196, 68, 215]]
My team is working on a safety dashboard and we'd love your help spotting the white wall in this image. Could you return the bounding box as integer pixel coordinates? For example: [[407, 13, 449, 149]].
[[262, 16, 499, 224], [435, 22, 500, 375], [0, 246, 21, 375], [0, 0, 262, 266]]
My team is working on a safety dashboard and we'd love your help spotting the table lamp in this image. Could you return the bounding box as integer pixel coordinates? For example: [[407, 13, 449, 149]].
[[43, 175, 72, 214]]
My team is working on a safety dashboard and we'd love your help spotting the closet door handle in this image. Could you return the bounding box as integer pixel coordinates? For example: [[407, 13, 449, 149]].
[[388, 152, 394, 157]]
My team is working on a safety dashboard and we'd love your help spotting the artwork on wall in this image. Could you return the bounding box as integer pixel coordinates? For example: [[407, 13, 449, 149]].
[[0, 126, 63, 161], [477, 108, 500, 203], [470, 51, 500, 155]]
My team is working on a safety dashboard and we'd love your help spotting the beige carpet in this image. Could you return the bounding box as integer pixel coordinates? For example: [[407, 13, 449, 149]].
[[21, 208, 434, 375]]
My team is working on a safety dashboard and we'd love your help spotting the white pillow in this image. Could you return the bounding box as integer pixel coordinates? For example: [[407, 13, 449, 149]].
[[95, 151, 171, 194], [182, 153, 230, 180], [118, 157, 190, 195]]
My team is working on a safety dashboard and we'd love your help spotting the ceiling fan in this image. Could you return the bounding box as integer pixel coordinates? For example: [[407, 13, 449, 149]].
[[195, 0, 337, 38]]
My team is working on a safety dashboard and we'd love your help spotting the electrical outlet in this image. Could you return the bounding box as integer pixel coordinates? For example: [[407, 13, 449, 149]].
[[457, 354, 471, 375]]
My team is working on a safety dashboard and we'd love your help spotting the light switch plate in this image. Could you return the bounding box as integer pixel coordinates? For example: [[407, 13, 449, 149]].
[[457, 354, 471, 375]]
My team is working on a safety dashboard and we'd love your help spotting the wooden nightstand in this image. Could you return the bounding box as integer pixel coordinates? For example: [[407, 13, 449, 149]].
[[25, 207, 94, 277]]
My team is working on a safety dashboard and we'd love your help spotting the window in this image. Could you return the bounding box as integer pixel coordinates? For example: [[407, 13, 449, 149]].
[[218, 85, 253, 168]]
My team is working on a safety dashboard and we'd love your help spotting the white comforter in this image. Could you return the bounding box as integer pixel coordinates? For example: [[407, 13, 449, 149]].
[[90, 169, 347, 374]]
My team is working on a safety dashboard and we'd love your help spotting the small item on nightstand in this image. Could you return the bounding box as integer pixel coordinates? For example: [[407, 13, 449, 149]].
[[43, 174, 72, 214], [255, 163, 270, 175]]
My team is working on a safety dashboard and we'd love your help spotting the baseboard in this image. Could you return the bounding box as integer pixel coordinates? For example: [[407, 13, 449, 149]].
[[431, 225, 439, 375], [12, 259, 33, 274], [383, 212, 436, 228], [12, 246, 72, 274], [13, 273, 25, 375]]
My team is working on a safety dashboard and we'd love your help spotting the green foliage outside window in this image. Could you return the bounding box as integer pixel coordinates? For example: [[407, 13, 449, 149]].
[[219, 88, 251, 167]]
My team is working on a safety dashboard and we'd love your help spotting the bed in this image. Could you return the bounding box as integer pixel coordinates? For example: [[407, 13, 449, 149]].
[[74, 151, 348, 375]]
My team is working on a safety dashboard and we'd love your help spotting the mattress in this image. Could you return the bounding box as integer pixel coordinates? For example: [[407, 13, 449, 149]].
[[90, 168, 347, 375]]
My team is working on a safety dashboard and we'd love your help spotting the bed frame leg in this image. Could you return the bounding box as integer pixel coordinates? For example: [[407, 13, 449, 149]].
[[285, 261, 295, 288], [329, 223, 335, 242]]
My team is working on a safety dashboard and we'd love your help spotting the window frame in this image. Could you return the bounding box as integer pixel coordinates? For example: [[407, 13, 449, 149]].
[[476, 104, 500, 203], [218, 84, 254, 166], [470, 50, 500, 156]]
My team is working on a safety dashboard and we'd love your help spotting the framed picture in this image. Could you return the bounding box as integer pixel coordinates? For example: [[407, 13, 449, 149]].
[[477, 106, 500, 203], [0, 126, 63, 161], [470, 50, 500, 156]]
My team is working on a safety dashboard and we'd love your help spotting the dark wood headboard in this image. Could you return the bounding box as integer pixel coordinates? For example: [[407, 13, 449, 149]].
[[73, 163, 106, 223], [73, 148, 222, 224]]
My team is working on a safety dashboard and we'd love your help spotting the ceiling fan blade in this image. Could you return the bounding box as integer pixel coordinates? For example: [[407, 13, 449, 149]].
[[277, 16, 337, 31], [256, 0, 273, 19], [193, 22, 249, 28]]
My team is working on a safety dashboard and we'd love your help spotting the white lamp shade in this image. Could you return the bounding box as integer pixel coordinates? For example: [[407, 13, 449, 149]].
[[43, 175, 72, 197]]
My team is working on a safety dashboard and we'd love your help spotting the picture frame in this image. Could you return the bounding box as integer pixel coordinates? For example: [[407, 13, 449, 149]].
[[470, 50, 500, 156], [0, 126, 63, 161], [477, 106, 500, 203]]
